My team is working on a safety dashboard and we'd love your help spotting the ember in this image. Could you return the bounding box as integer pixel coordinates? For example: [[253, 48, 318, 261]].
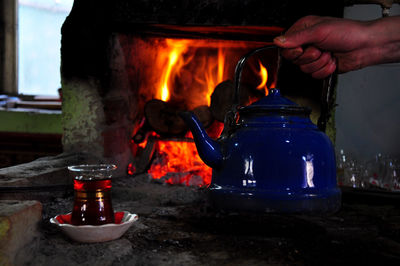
[[149, 138, 212, 187]]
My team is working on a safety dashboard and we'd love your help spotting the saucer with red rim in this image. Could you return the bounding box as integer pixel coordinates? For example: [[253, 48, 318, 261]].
[[50, 211, 138, 243]]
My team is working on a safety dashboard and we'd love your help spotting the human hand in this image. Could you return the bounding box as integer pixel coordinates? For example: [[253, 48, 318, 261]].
[[273, 16, 372, 79]]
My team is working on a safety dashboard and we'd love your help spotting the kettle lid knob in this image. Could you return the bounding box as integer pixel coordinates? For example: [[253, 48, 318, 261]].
[[269, 88, 281, 96]]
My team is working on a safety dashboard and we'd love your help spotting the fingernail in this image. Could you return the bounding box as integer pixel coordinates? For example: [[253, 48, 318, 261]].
[[274, 36, 286, 43]]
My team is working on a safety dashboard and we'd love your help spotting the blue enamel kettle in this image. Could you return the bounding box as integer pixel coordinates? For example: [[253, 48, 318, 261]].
[[180, 46, 341, 213]]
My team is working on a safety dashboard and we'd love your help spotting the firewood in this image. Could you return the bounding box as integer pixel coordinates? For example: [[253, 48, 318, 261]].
[[210, 80, 265, 122], [192, 105, 214, 129], [210, 80, 234, 122], [132, 118, 151, 144], [133, 136, 156, 174], [144, 99, 187, 136]]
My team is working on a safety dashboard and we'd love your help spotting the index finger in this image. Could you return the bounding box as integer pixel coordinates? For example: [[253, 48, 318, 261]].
[[280, 47, 304, 60]]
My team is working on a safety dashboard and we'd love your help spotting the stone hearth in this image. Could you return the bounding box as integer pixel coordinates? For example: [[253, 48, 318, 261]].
[[1, 156, 400, 265], [23, 176, 400, 265]]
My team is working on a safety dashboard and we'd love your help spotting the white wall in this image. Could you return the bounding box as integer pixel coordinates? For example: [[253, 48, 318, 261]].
[[335, 4, 400, 161]]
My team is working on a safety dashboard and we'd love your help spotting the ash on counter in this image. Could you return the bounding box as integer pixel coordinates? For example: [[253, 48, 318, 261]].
[[32, 174, 400, 266]]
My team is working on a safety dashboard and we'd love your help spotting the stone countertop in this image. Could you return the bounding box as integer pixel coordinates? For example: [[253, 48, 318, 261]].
[[30, 174, 400, 265]]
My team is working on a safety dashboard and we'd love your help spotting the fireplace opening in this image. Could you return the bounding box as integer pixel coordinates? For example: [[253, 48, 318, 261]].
[[123, 25, 282, 185], [61, 0, 341, 180]]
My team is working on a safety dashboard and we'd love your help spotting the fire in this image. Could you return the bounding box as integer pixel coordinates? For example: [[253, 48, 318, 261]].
[[153, 39, 229, 107], [153, 39, 274, 106], [149, 139, 212, 187], [130, 37, 278, 185]]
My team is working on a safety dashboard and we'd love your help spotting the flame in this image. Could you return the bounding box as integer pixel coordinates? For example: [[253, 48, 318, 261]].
[[202, 48, 226, 105], [218, 49, 225, 83], [201, 48, 226, 105], [153, 39, 234, 108], [158, 40, 190, 102], [149, 139, 212, 186], [256, 61, 268, 90], [200, 51, 225, 106]]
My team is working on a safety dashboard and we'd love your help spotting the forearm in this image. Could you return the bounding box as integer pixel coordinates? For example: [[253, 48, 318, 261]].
[[364, 16, 400, 66], [274, 15, 400, 77]]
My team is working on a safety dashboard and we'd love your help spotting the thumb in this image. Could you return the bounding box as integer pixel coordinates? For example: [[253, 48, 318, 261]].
[[273, 28, 319, 48]]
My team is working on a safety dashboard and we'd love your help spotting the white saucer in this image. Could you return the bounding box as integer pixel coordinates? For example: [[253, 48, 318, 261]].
[[50, 211, 138, 243]]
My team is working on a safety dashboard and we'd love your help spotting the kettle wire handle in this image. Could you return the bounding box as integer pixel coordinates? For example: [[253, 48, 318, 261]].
[[222, 45, 280, 134], [317, 68, 337, 132], [232, 45, 280, 112], [229, 44, 336, 132]]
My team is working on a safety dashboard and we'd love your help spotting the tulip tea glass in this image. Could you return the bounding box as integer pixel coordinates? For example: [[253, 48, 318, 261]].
[[68, 164, 117, 225]]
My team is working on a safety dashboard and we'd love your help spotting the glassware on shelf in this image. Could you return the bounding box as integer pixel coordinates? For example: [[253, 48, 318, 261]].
[[336, 149, 348, 187], [343, 160, 363, 188], [365, 153, 385, 189], [391, 165, 400, 191], [336, 150, 400, 192], [383, 158, 400, 192]]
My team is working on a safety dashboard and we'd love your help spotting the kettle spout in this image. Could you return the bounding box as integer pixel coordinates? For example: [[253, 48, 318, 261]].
[[180, 111, 223, 169]]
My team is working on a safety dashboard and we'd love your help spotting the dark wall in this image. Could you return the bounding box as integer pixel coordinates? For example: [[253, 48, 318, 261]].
[[110, 0, 344, 28], [61, 0, 344, 81], [0, 0, 17, 94], [0, 2, 5, 90]]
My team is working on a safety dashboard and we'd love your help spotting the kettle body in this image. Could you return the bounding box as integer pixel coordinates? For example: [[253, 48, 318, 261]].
[[180, 45, 341, 213], [209, 93, 340, 213]]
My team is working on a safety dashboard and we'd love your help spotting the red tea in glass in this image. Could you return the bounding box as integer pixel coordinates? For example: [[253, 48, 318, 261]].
[[68, 164, 117, 226]]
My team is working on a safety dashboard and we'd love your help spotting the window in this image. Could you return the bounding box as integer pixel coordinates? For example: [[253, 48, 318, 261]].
[[18, 0, 73, 96]]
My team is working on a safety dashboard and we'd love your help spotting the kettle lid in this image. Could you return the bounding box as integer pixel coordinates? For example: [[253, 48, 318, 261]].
[[239, 88, 310, 115]]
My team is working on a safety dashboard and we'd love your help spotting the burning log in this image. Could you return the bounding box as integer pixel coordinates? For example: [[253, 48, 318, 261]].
[[132, 118, 151, 144], [210, 80, 265, 122], [144, 99, 187, 136], [210, 80, 234, 122], [192, 105, 214, 129]]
